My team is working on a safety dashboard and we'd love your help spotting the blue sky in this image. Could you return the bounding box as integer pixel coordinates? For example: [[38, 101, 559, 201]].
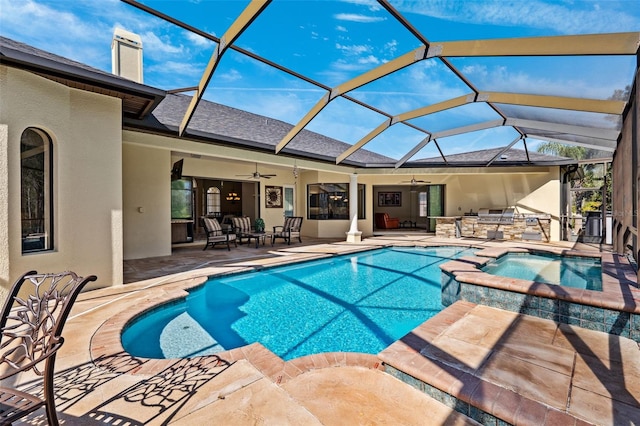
[[1, 0, 639, 161]]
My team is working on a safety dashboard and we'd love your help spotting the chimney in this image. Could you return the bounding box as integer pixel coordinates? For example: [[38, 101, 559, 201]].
[[111, 28, 143, 83]]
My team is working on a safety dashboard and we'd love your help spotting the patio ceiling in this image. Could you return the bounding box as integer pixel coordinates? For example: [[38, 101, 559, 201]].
[[122, 0, 639, 168]]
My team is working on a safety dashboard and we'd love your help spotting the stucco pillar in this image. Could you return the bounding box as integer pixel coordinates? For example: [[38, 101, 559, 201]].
[[346, 173, 362, 243], [0, 125, 9, 300]]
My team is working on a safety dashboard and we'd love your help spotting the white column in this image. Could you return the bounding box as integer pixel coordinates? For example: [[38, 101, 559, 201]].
[[346, 173, 362, 243]]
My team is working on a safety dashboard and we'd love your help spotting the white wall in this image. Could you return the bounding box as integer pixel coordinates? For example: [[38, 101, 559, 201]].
[[438, 170, 561, 240], [0, 66, 123, 292], [122, 143, 171, 259]]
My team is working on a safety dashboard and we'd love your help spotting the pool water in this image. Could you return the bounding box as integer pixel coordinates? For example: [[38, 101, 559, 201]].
[[122, 246, 475, 360], [482, 252, 602, 291]]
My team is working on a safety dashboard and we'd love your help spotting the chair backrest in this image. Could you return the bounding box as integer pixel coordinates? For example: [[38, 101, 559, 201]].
[[232, 216, 252, 233], [284, 216, 303, 231], [1, 271, 97, 377], [375, 213, 388, 228], [203, 217, 223, 235]]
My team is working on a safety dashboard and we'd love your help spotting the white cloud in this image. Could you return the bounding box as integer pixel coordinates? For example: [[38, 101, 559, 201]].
[[205, 89, 323, 125], [0, 0, 113, 64], [316, 69, 352, 86], [217, 68, 243, 82], [141, 31, 185, 58], [358, 55, 380, 65], [336, 43, 372, 55], [466, 64, 612, 99], [339, 0, 382, 12], [185, 31, 215, 48], [147, 61, 202, 77], [336, 25, 348, 32], [461, 64, 488, 78], [330, 60, 369, 72], [334, 13, 386, 23], [383, 40, 398, 56], [393, 0, 640, 34]]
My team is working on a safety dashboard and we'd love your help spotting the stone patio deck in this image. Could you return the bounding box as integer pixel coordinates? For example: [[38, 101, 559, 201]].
[[9, 235, 639, 425]]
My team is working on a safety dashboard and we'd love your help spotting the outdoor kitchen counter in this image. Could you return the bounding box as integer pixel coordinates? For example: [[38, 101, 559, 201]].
[[434, 214, 551, 242]]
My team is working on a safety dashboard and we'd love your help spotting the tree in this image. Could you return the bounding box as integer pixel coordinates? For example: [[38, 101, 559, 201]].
[[536, 142, 610, 214], [537, 142, 586, 160]]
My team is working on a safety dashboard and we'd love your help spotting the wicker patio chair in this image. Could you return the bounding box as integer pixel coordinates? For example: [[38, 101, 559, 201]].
[[0, 270, 97, 425]]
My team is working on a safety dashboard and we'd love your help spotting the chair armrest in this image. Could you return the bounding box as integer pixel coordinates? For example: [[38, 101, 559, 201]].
[[387, 218, 400, 227], [273, 226, 284, 232]]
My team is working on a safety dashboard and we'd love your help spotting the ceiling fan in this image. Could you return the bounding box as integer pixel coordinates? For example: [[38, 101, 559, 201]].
[[236, 163, 277, 180], [401, 176, 430, 185]]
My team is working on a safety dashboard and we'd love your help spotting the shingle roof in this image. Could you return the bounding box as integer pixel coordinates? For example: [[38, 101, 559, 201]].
[[127, 93, 398, 166], [410, 146, 575, 167], [129, 94, 575, 167]]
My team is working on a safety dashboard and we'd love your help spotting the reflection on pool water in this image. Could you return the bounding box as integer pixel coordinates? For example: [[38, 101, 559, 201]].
[[482, 252, 602, 291], [122, 246, 476, 360]]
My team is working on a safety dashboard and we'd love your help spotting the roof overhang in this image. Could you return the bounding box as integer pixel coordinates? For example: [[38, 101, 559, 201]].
[[0, 42, 165, 119]]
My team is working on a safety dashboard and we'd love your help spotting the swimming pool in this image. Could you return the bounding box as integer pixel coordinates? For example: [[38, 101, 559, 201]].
[[481, 252, 602, 290], [122, 246, 475, 360]]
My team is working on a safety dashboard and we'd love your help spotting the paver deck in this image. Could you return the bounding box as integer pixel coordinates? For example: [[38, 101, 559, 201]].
[[380, 301, 640, 425], [8, 235, 639, 425]]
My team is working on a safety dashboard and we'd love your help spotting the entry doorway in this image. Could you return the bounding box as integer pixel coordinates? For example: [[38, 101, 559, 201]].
[[419, 185, 444, 232], [373, 184, 444, 232], [283, 185, 295, 217], [192, 177, 260, 240]]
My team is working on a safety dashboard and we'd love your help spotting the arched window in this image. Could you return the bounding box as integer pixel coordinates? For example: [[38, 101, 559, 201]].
[[206, 186, 221, 215], [21, 128, 53, 253]]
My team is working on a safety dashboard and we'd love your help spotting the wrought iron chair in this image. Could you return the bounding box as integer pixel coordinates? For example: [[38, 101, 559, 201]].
[[0, 271, 97, 425]]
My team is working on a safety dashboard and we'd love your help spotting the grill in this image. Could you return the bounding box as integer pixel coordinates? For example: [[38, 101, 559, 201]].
[[477, 208, 515, 225]]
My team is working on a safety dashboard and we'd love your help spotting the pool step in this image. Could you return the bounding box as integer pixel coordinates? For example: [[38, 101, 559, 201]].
[[227, 344, 482, 424], [379, 301, 640, 426]]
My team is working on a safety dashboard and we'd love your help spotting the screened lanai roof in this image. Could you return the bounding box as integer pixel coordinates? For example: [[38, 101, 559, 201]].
[[1, 1, 638, 169], [123, 0, 640, 167]]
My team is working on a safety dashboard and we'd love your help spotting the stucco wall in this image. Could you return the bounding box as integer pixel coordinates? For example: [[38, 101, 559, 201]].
[[0, 66, 123, 292], [436, 170, 561, 241], [122, 143, 171, 259], [122, 130, 562, 244]]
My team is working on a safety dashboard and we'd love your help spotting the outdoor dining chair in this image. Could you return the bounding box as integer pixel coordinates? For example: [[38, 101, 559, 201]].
[[0, 270, 97, 426]]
